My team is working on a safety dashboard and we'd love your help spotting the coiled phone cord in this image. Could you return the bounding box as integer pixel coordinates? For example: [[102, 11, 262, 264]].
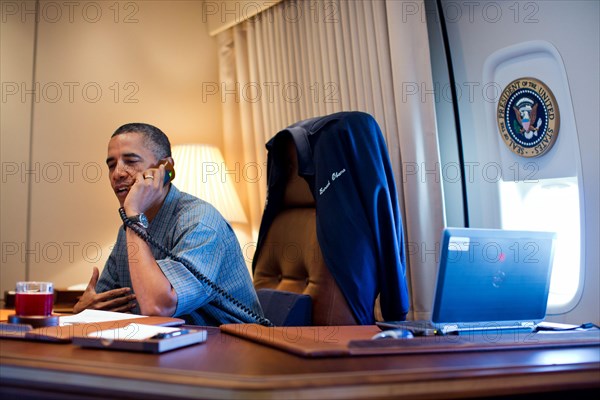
[[118, 207, 273, 327]]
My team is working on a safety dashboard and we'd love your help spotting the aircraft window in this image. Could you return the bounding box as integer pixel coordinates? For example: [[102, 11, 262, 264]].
[[499, 176, 581, 311]]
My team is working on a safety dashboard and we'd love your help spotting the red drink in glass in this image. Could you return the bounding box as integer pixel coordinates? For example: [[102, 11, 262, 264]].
[[14, 281, 54, 316], [15, 292, 54, 316]]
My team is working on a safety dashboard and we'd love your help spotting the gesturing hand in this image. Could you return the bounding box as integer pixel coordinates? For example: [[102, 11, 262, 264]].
[[72, 267, 136, 314]]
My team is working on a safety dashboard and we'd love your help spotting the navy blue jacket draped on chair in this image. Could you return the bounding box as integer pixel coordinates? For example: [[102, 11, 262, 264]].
[[254, 111, 410, 324]]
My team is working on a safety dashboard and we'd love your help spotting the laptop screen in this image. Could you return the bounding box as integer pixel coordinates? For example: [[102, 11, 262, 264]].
[[432, 228, 557, 325]]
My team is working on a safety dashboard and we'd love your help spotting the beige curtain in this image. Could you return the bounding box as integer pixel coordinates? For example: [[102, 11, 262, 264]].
[[217, 0, 444, 320]]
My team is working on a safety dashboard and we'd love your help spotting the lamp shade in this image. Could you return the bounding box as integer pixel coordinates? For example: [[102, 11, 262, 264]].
[[171, 144, 248, 224]]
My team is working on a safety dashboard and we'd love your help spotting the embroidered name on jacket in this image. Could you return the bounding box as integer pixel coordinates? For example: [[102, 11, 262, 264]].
[[319, 168, 346, 195]]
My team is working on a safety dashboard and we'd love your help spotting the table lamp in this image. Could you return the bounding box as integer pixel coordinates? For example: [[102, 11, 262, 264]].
[[171, 144, 248, 224]]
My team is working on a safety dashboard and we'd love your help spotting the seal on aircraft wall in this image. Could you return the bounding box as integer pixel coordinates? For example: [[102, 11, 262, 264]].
[[496, 77, 560, 158]]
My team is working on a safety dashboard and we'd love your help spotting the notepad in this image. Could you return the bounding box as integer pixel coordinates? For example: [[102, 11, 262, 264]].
[[90, 323, 181, 341], [72, 324, 207, 353]]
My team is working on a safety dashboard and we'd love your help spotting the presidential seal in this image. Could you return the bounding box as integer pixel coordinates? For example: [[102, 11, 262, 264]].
[[496, 77, 560, 157]]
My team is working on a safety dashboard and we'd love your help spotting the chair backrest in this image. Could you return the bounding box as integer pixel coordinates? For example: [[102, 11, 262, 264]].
[[253, 135, 357, 325]]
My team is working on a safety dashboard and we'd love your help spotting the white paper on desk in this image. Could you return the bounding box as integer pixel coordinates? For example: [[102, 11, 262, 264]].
[[59, 309, 147, 326], [89, 323, 180, 341]]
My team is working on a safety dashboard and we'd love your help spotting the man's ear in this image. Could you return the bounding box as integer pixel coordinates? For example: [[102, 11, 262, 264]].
[[162, 157, 175, 185], [154, 157, 174, 169]]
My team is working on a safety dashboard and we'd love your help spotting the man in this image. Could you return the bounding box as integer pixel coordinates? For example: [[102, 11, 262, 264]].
[[73, 123, 263, 326]]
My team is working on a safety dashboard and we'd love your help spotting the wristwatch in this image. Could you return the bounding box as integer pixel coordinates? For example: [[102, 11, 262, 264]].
[[128, 213, 149, 229]]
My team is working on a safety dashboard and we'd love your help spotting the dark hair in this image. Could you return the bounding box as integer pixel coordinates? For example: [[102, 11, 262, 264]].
[[112, 123, 171, 159]]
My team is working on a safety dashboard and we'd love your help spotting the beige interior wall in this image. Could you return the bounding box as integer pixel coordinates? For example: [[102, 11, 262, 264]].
[[0, 0, 36, 298], [1, 0, 222, 297]]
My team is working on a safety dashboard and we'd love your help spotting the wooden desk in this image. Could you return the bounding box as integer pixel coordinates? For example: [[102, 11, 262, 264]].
[[1, 326, 599, 399]]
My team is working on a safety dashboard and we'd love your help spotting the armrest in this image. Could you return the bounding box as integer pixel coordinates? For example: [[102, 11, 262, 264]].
[[256, 289, 312, 326]]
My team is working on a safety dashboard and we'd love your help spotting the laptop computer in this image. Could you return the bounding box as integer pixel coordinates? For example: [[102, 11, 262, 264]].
[[378, 228, 557, 336]]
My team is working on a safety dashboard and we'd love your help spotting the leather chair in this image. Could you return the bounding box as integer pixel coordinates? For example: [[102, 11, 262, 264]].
[[253, 135, 358, 326]]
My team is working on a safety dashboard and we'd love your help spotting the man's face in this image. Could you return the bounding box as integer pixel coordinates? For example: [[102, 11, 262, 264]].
[[106, 132, 158, 206]]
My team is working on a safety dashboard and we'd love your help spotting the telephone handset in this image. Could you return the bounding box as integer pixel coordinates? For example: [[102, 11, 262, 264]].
[[155, 159, 175, 186], [118, 207, 272, 327]]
